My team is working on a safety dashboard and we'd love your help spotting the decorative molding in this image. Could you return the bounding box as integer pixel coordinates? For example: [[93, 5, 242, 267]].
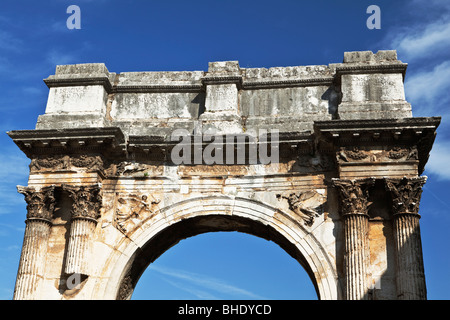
[[71, 154, 104, 171], [242, 77, 334, 89], [44, 76, 113, 93], [7, 127, 126, 157], [30, 154, 104, 172], [339, 147, 369, 162], [335, 63, 408, 81], [30, 155, 68, 171], [113, 84, 203, 93]]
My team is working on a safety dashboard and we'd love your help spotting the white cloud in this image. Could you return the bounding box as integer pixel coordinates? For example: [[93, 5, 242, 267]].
[[150, 265, 267, 299], [389, 18, 450, 62], [424, 141, 450, 181], [159, 276, 220, 299], [404, 60, 450, 116]]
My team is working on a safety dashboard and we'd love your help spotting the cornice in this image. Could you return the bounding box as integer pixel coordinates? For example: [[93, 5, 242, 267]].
[[242, 77, 334, 89], [314, 117, 441, 174], [7, 127, 126, 158], [335, 63, 408, 81], [44, 76, 113, 93]]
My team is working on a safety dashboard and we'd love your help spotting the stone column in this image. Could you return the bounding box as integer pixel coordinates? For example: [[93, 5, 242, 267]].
[[333, 178, 374, 300], [63, 185, 102, 278], [385, 177, 427, 300], [14, 186, 56, 300]]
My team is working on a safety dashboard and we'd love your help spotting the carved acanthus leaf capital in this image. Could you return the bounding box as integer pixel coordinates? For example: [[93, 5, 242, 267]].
[[63, 184, 102, 221], [332, 178, 375, 216], [384, 177, 427, 216], [17, 185, 56, 222]]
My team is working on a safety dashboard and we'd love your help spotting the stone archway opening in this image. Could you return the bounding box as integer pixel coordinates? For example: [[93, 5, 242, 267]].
[[118, 214, 320, 300], [131, 231, 319, 300]]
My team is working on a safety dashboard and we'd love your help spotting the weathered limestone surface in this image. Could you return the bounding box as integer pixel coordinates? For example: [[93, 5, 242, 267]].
[[8, 50, 440, 300]]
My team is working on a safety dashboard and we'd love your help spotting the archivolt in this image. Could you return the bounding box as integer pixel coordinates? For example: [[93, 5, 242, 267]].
[[94, 195, 341, 300]]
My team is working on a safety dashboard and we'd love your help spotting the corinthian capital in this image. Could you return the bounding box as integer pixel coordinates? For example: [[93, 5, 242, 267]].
[[332, 178, 375, 216], [384, 177, 427, 216], [63, 184, 102, 221], [17, 185, 56, 222]]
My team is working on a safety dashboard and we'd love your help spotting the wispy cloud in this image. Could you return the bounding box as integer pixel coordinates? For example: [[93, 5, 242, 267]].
[[404, 60, 450, 117], [150, 265, 267, 300], [425, 141, 450, 181], [389, 17, 450, 63], [379, 0, 450, 183], [159, 276, 220, 299]]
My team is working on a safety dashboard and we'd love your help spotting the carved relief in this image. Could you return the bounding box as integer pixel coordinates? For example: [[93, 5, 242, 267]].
[[277, 190, 325, 226], [387, 146, 408, 160], [71, 154, 103, 171], [63, 185, 102, 221], [30, 155, 68, 171], [114, 193, 161, 233], [384, 177, 426, 215], [17, 185, 56, 222], [30, 154, 104, 172], [336, 146, 419, 164], [115, 162, 147, 176], [332, 178, 375, 216], [344, 147, 369, 161]]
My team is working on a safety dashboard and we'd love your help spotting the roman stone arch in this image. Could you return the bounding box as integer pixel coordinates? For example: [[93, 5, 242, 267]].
[[8, 50, 440, 300], [97, 196, 340, 300]]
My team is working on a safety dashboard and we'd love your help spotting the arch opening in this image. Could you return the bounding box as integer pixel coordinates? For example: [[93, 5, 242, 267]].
[[99, 196, 340, 300], [131, 230, 319, 300], [116, 214, 323, 300]]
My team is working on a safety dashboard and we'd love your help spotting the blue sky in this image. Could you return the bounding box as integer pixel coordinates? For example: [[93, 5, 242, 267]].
[[0, 0, 449, 300]]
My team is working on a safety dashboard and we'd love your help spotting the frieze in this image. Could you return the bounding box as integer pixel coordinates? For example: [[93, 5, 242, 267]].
[[70, 154, 104, 171], [337, 146, 419, 163], [30, 154, 104, 172], [30, 155, 69, 171]]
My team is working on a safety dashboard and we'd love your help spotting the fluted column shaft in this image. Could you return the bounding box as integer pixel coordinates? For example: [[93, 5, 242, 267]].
[[14, 186, 56, 300], [63, 185, 102, 277], [333, 178, 374, 300], [65, 217, 97, 275], [343, 212, 370, 300], [393, 213, 426, 299], [386, 177, 427, 300]]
